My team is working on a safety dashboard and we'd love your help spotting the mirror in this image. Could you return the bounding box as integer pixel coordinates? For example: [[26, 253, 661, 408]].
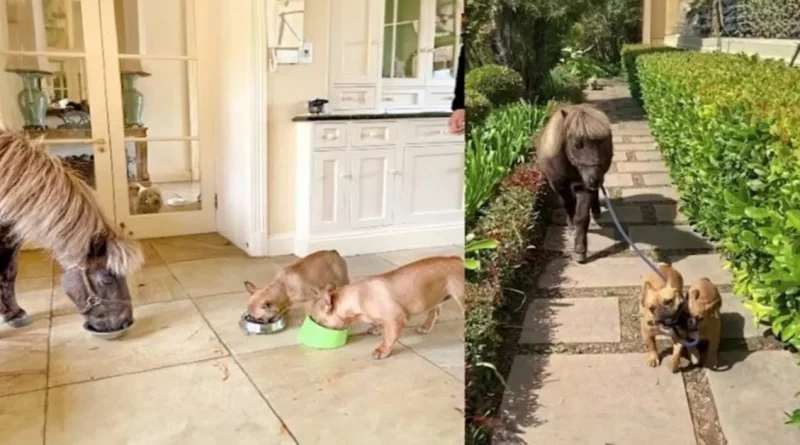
[[274, 0, 305, 48]]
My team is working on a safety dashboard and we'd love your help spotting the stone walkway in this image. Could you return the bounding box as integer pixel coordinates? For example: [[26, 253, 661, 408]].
[[496, 81, 800, 445]]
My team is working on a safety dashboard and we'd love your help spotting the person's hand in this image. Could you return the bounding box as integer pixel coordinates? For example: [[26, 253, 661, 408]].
[[448, 109, 465, 135]]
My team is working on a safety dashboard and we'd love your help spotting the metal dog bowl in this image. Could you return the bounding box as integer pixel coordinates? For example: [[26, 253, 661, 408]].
[[239, 312, 287, 335], [83, 321, 134, 340]]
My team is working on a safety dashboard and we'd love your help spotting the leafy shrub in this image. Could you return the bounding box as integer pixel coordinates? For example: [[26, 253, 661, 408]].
[[540, 64, 585, 104], [466, 88, 493, 128], [466, 163, 545, 445], [620, 44, 681, 104], [637, 51, 800, 351], [465, 64, 525, 107], [465, 103, 548, 224]]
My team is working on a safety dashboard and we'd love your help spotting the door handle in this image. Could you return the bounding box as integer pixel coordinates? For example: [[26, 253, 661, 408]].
[[92, 138, 107, 153]]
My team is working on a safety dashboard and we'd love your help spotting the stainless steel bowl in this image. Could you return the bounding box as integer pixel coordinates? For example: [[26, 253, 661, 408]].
[[239, 312, 287, 335], [83, 321, 134, 340]]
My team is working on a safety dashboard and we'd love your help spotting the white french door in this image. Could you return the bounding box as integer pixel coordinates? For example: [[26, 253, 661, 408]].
[[0, 0, 216, 240]]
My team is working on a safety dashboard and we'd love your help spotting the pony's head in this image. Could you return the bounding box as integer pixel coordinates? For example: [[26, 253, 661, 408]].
[[561, 106, 613, 190], [61, 235, 143, 333]]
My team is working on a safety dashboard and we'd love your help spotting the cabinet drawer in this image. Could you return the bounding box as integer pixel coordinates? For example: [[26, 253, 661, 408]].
[[349, 122, 397, 147], [379, 90, 424, 109], [407, 120, 462, 143], [313, 124, 348, 149], [330, 86, 376, 111], [426, 90, 456, 109]]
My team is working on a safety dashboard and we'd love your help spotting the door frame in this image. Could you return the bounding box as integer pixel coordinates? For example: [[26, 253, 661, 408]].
[[97, 0, 217, 239]]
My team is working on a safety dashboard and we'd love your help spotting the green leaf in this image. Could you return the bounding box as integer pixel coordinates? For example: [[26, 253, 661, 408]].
[[464, 258, 480, 271], [787, 210, 800, 231], [785, 409, 800, 426], [745, 207, 771, 220], [465, 238, 499, 253]]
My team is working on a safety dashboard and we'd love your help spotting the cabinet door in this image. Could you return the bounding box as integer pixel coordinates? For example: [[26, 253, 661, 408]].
[[399, 144, 463, 225], [421, 0, 462, 88], [381, 0, 425, 87], [312, 151, 349, 233], [329, 0, 383, 84], [349, 148, 397, 229]]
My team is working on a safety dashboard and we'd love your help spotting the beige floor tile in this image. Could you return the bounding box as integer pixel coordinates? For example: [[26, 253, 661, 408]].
[[399, 321, 464, 381], [45, 358, 293, 445], [149, 233, 247, 263], [0, 390, 46, 445], [378, 245, 464, 266], [239, 335, 463, 445], [15, 277, 53, 321], [17, 249, 53, 280], [168, 257, 282, 298], [345, 254, 399, 278], [52, 265, 189, 316], [48, 300, 227, 387], [0, 318, 49, 397], [195, 292, 308, 356]]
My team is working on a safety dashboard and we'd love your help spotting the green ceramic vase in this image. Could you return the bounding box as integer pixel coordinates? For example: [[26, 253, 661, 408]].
[[121, 73, 144, 127], [16, 72, 48, 129]]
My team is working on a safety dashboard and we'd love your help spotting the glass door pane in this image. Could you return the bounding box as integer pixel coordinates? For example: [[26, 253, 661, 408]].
[[99, 0, 214, 239], [0, 0, 115, 219], [382, 0, 422, 82], [429, 0, 459, 82]]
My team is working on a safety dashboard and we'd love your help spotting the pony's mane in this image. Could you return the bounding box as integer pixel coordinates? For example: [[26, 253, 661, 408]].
[[536, 104, 612, 161], [0, 130, 143, 275]]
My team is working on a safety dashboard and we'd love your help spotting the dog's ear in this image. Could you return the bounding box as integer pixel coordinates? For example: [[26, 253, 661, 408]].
[[319, 286, 338, 314], [560, 109, 569, 119], [689, 288, 700, 300], [244, 281, 258, 295], [640, 281, 653, 306]]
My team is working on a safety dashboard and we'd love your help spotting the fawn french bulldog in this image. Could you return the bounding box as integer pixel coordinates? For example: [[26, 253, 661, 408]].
[[309, 256, 464, 359], [245, 250, 349, 322]]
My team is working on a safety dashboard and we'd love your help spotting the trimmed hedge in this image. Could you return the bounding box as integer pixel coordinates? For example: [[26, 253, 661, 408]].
[[466, 88, 493, 127], [465, 64, 525, 107], [636, 51, 800, 350], [620, 44, 680, 104]]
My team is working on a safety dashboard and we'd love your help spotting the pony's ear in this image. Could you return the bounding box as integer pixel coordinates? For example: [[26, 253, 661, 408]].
[[88, 236, 107, 259]]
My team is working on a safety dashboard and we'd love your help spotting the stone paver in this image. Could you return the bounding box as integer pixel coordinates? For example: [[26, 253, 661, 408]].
[[642, 172, 672, 186], [721, 294, 763, 339], [544, 226, 619, 252], [553, 205, 645, 224], [498, 354, 696, 444], [706, 351, 800, 445], [633, 151, 663, 161], [614, 142, 657, 151], [616, 161, 669, 173], [618, 187, 679, 203], [630, 225, 713, 250], [653, 203, 688, 223], [669, 253, 732, 285], [520, 298, 621, 344], [604, 173, 635, 187], [538, 256, 655, 289]]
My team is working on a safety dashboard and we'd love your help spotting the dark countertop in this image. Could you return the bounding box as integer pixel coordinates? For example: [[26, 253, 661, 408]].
[[291, 111, 450, 122]]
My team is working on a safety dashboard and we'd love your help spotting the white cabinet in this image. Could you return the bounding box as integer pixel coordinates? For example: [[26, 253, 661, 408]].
[[349, 148, 397, 228], [328, 0, 463, 112], [296, 118, 463, 256], [311, 151, 349, 233], [399, 144, 463, 225]]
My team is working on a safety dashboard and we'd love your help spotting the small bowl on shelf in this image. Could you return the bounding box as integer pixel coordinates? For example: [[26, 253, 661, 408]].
[[239, 312, 287, 335], [297, 315, 348, 349]]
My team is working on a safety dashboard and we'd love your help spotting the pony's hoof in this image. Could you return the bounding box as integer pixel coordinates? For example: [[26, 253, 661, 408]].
[[4, 312, 31, 328], [572, 251, 587, 264], [591, 210, 602, 222]]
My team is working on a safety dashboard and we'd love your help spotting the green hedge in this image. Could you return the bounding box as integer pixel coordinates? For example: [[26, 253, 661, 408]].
[[465, 64, 525, 107], [466, 88, 493, 127], [637, 51, 800, 350], [620, 44, 680, 104]]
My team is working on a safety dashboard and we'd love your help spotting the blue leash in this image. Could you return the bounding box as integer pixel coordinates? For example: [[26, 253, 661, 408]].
[[600, 186, 700, 348]]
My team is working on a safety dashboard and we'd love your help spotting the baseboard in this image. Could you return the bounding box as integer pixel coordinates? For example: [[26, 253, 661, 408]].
[[293, 223, 464, 257], [267, 232, 295, 257]]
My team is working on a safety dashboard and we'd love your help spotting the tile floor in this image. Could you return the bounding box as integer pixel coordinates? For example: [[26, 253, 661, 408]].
[[0, 234, 464, 445]]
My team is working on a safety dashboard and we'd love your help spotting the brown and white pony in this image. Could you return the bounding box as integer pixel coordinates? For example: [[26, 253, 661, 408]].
[[0, 128, 143, 332], [536, 104, 614, 263]]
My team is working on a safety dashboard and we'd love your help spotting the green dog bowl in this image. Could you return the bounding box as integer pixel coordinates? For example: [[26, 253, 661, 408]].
[[298, 315, 348, 349]]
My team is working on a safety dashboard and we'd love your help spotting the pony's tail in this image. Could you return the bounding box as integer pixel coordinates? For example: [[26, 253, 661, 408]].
[[105, 236, 145, 276], [537, 107, 567, 161]]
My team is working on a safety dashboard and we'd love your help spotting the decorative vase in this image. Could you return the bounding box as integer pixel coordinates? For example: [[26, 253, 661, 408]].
[[121, 73, 144, 127], [15, 71, 48, 129]]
